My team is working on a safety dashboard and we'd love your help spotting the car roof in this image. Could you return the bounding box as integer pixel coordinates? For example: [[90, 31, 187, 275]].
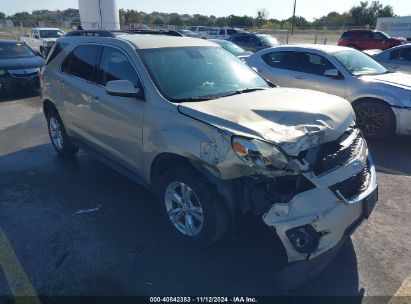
[[0, 40, 21, 44], [117, 34, 216, 49], [59, 34, 217, 50], [266, 44, 350, 53], [33, 28, 62, 31]]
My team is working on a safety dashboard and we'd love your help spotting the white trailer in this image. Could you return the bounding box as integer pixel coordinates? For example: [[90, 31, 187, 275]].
[[376, 16, 411, 41], [78, 0, 120, 30]]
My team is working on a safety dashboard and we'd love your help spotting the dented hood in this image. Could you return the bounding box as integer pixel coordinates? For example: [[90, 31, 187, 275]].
[[178, 88, 355, 156]]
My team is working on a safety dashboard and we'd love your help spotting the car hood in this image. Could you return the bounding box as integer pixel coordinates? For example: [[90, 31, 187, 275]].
[[0, 56, 44, 70], [41, 38, 57, 42], [360, 72, 411, 90], [178, 88, 355, 156]]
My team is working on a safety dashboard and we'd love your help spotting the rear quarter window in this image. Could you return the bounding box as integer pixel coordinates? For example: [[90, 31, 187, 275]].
[[341, 31, 352, 38]]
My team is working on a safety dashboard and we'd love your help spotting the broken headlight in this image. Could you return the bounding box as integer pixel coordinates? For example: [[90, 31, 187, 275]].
[[232, 136, 289, 170]]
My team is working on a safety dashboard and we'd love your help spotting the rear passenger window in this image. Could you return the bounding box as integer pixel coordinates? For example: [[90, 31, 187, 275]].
[[233, 36, 248, 43], [45, 42, 68, 65], [227, 29, 236, 35], [61, 45, 100, 82], [262, 51, 298, 71], [97, 47, 141, 88]]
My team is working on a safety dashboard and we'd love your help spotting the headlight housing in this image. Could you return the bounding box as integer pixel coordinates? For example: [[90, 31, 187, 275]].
[[232, 136, 289, 170], [0, 70, 6, 76]]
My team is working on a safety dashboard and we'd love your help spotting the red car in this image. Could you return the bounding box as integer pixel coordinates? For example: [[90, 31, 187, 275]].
[[338, 30, 406, 50]]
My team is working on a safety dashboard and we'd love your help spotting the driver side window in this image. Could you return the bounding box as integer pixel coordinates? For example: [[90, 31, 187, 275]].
[[97, 47, 142, 89], [298, 52, 337, 76]]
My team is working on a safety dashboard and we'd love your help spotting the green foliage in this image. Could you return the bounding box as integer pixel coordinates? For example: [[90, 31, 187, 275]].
[[1, 1, 397, 29]]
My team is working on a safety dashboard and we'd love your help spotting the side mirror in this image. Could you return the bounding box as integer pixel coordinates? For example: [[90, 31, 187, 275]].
[[324, 69, 339, 78], [106, 80, 141, 98]]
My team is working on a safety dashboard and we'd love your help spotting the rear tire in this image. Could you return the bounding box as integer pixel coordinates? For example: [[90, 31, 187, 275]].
[[47, 109, 78, 158], [353, 100, 396, 139], [158, 166, 230, 246]]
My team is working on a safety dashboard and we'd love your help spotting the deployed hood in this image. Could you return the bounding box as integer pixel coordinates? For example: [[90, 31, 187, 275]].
[[360, 72, 411, 91], [0, 56, 44, 70], [178, 88, 355, 156]]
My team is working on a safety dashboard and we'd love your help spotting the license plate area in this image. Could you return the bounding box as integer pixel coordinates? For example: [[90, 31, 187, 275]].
[[363, 186, 378, 219]]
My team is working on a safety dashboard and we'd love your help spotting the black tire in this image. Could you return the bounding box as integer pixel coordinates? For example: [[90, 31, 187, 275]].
[[47, 108, 78, 158], [353, 100, 396, 139], [158, 166, 230, 246]]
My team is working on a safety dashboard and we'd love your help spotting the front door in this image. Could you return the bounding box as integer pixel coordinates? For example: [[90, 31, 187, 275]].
[[91, 46, 145, 173], [291, 52, 347, 98]]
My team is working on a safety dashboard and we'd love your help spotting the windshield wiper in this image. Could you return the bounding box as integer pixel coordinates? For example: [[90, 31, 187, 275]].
[[169, 97, 214, 103], [219, 87, 267, 98]]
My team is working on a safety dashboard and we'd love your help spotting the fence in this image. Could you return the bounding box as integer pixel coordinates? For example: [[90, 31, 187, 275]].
[[0, 20, 370, 46]]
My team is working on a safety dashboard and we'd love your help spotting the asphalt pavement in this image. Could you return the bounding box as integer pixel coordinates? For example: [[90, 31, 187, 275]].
[[0, 91, 410, 302]]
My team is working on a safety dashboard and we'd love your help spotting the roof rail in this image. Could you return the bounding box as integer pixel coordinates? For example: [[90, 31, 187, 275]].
[[115, 29, 183, 37], [65, 30, 115, 37]]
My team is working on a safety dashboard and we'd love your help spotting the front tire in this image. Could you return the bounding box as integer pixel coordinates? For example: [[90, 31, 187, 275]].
[[158, 166, 230, 246], [353, 100, 396, 139], [47, 109, 78, 158]]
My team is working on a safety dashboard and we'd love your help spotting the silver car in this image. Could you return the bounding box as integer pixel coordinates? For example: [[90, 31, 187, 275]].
[[41, 32, 377, 287], [373, 44, 411, 73], [246, 44, 411, 138]]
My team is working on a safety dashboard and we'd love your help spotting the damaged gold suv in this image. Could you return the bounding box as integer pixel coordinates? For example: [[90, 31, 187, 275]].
[[41, 31, 378, 284]]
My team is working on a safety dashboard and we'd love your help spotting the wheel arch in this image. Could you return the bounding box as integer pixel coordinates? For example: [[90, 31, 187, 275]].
[[352, 97, 397, 135], [42, 99, 57, 118], [150, 152, 237, 220]]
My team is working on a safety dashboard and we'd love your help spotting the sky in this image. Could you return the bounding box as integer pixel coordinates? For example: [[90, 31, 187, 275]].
[[1, 0, 411, 21]]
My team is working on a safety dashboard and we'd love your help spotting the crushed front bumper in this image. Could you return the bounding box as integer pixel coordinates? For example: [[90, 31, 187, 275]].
[[262, 136, 377, 288]]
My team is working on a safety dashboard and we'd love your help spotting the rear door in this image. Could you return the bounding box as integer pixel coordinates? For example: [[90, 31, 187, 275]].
[[60, 44, 102, 144], [387, 47, 411, 73], [91, 46, 145, 173], [257, 51, 298, 86], [291, 52, 347, 97]]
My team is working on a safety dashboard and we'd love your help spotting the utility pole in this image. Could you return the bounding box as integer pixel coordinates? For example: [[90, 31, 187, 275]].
[[291, 0, 297, 36]]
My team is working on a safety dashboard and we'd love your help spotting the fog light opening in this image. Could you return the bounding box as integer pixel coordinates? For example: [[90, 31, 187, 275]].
[[286, 225, 319, 254]]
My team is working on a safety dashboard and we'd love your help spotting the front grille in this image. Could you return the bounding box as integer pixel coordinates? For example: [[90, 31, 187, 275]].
[[313, 130, 364, 175], [330, 161, 371, 200], [8, 68, 39, 78]]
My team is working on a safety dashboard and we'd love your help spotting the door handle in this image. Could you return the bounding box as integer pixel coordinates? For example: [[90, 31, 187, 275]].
[[294, 75, 305, 80], [90, 95, 100, 104]]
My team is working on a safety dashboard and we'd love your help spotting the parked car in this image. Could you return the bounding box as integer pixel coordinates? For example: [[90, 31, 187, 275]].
[[209, 39, 253, 60], [20, 27, 65, 58], [177, 29, 200, 38], [246, 44, 411, 138], [228, 33, 280, 52], [372, 44, 411, 73], [187, 26, 212, 38], [0, 40, 44, 94], [41, 32, 377, 287], [207, 27, 245, 40], [338, 30, 406, 50]]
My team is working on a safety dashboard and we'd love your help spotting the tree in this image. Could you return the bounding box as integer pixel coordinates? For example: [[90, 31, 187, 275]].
[[349, 1, 395, 27], [255, 8, 269, 28], [0, 12, 6, 20]]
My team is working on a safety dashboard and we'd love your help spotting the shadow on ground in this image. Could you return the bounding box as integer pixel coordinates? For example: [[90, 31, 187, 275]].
[[0, 143, 363, 298]]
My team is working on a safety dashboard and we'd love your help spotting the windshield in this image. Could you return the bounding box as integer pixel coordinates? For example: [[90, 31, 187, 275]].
[[213, 40, 246, 55], [0, 42, 35, 59], [139, 46, 269, 101], [333, 49, 388, 76], [259, 35, 280, 46], [40, 30, 64, 38]]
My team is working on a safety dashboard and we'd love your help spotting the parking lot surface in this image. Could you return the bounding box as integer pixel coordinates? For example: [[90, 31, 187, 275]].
[[1, 92, 410, 302]]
